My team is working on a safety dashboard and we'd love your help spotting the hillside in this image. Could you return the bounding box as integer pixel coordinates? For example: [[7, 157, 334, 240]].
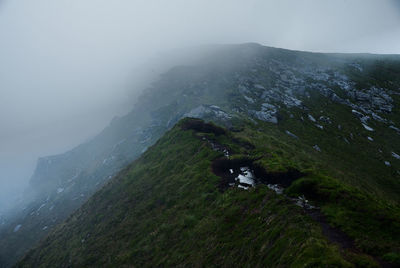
[[18, 119, 400, 267], [1, 43, 400, 266]]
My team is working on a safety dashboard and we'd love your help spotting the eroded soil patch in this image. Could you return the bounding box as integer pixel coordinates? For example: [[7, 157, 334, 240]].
[[212, 157, 304, 192], [181, 118, 226, 136]]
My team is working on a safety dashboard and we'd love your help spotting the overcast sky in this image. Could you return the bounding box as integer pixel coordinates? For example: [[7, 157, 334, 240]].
[[1, 0, 400, 209]]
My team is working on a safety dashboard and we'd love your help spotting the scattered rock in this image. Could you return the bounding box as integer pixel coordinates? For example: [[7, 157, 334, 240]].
[[308, 114, 316, 122], [254, 84, 265, 90], [267, 184, 284, 194], [319, 116, 331, 124], [352, 109, 370, 124], [250, 103, 278, 123], [285, 130, 298, 139], [315, 124, 324, 130], [13, 224, 22, 232], [244, 95, 255, 103], [352, 109, 364, 118], [294, 195, 316, 209], [392, 152, 400, 160], [349, 62, 363, 72], [184, 105, 232, 122], [57, 188, 64, 194], [389, 125, 400, 134], [362, 124, 374, 132], [313, 145, 321, 152]]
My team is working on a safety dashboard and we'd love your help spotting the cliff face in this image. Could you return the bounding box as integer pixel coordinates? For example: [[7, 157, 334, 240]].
[[1, 43, 400, 267]]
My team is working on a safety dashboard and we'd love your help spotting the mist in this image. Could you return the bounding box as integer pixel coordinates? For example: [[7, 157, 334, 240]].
[[1, 0, 400, 211]]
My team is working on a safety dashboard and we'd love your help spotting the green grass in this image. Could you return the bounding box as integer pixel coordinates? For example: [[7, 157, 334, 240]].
[[13, 45, 400, 267], [18, 118, 400, 267], [18, 119, 360, 267]]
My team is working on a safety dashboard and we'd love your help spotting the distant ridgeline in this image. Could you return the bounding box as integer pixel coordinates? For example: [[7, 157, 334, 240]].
[[0, 43, 399, 267]]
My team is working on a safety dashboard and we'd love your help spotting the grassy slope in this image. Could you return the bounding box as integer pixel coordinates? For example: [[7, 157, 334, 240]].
[[18, 118, 400, 267], [234, 119, 400, 264], [14, 46, 400, 267]]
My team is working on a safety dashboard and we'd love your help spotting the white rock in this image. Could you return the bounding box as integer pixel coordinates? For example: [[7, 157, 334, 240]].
[[352, 109, 364, 118], [313, 145, 321, 152], [367, 137, 374, 141], [285, 130, 298, 139], [385, 161, 391, 167], [362, 124, 374, 131], [319, 116, 331, 124], [392, 152, 400, 160], [13, 224, 22, 232], [37, 203, 46, 212], [57, 188, 64, 194], [308, 114, 316, 122], [389, 125, 400, 133], [244, 95, 255, 103]]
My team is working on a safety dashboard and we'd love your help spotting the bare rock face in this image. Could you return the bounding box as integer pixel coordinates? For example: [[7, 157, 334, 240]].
[[185, 105, 231, 121], [249, 103, 278, 124], [347, 86, 393, 114]]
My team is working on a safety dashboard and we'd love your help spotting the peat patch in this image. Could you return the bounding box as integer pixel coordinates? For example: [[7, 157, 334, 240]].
[[180, 118, 226, 136], [212, 158, 304, 191]]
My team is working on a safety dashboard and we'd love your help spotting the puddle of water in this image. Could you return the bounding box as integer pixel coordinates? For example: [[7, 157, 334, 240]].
[[235, 167, 255, 187], [213, 158, 306, 209], [229, 167, 316, 210]]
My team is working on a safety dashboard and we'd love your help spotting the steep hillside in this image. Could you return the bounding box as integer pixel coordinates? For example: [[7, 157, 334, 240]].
[[18, 119, 400, 267], [1, 43, 400, 266]]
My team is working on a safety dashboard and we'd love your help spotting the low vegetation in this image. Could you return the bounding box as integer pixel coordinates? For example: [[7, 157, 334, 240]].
[[18, 119, 400, 267]]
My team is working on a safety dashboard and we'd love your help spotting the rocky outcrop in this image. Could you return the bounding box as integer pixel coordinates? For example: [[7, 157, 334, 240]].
[[184, 105, 231, 121]]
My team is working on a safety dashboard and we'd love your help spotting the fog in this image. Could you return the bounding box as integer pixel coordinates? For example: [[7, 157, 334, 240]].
[[1, 0, 400, 210]]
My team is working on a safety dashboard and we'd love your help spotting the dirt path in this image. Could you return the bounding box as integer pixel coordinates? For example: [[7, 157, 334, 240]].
[[306, 209, 354, 249]]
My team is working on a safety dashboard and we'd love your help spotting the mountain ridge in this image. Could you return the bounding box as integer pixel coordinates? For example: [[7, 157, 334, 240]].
[[1, 43, 400, 267], [17, 118, 400, 267]]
